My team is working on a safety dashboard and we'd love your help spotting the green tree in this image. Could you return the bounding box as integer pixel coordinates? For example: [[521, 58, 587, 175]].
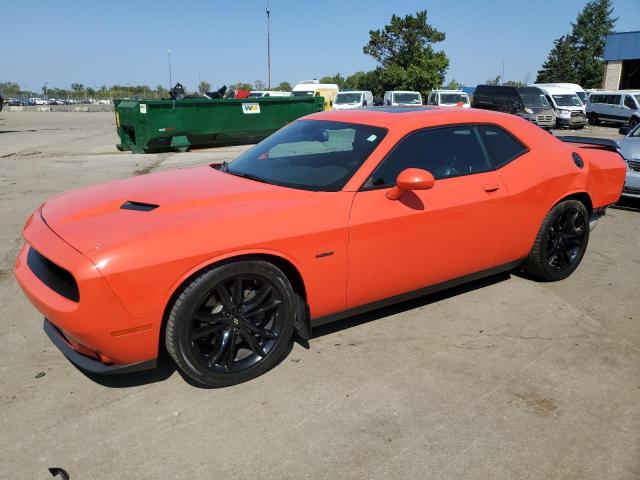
[[0, 82, 21, 96], [570, 0, 616, 88], [362, 10, 449, 98], [536, 35, 579, 83], [156, 85, 168, 98], [536, 0, 616, 88], [485, 75, 501, 85], [319, 73, 346, 89], [344, 71, 367, 89], [445, 79, 462, 90], [71, 83, 85, 93], [276, 81, 291, 91], [232, 82, 253, 91], [198, 81, 211, 94], [253, 79, 266, 90]]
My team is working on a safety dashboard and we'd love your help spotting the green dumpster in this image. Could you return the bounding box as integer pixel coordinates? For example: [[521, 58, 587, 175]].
[[114, 96, 324, 153]]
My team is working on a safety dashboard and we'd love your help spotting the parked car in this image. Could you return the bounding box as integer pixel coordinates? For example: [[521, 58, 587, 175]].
[[30, 97, 47, 105], [291, 80, 339, 110], [587, 90, 640, 128], [15, 107, 626, 387], [617, 123, 640, 198], [535, 83, 588, 104], [248, 91, 291, 98], [383, 90, 423, 106], [472, 85, 556, 129], [333, 90, 374, 109], [534, 84, 587, 129], [426, 89, 470, 108]]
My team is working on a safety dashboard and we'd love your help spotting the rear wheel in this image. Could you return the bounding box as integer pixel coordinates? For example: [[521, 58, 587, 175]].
[[522, 200, 589, 281], [166, 260, 296, 387]]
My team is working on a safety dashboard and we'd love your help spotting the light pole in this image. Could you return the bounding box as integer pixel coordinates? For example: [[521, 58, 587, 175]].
[[166, 49, 172, 91], [501, 60, 505, 85], [266, 1, 271, 89]]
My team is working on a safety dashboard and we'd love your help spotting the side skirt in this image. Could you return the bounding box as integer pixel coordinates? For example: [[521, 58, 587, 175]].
[[310, 259, 525, 331]]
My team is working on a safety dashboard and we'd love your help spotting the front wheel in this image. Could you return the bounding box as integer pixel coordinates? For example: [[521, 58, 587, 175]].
[[522, 200, 590, 281], [166, 260, 296, 387]]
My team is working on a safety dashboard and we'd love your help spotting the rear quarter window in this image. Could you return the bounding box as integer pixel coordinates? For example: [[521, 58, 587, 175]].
[[477, 125, 527, 169]]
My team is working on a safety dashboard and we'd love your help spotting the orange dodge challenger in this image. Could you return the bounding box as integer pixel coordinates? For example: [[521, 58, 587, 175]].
[[15, 107, 626, 387]]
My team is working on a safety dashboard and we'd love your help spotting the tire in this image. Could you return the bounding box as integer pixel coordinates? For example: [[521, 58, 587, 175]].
[[522, 200, 590, 281], [166, 260, 296, 387], [587, 113, 599, 125]]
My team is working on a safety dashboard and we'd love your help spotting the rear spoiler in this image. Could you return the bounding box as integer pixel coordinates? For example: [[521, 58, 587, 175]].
[[556, 136, 619, 152]]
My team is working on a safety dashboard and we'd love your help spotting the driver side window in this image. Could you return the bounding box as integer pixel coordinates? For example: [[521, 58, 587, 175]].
[[364, 126, 491, 188]]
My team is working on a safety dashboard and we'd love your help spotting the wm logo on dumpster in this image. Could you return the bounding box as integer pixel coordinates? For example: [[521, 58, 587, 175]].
[[242, 103, 261, 114]]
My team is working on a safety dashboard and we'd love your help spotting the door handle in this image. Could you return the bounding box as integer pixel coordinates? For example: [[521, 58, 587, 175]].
[[483, 183, 501, 192]]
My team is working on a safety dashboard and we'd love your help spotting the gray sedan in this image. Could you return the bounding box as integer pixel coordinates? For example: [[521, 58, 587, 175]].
[[618, 125, 640, 198]]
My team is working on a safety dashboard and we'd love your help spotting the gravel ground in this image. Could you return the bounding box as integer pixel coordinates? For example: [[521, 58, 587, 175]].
[[0, 112, 638, 480]]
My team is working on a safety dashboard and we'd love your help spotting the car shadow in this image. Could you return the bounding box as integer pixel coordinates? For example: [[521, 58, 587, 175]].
[[311, 271, 512, 339], [611, 196, 640, 213], [81, 350, 177, 388], [81, 271, 513, 389]]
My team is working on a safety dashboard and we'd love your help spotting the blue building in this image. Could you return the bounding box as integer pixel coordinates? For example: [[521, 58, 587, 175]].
[[603, 31, 640, 89]]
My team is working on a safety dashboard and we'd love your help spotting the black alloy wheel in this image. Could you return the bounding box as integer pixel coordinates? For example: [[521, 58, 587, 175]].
[[166, 260, 296, 387], [544, 206, 588, 274], [523, 200, 590, 281], [188, 274, 284, 374]]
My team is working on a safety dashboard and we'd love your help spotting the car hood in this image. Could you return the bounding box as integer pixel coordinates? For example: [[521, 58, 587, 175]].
[[41, 165, 313, 255], [619, 137, 640, 161]]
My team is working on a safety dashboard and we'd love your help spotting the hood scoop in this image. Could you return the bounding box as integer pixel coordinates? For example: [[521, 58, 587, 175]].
[[120, 201, 159, 212]]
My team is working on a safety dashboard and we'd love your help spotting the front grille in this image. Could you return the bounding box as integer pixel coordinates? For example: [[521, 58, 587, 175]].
[[628, 160, 640, 172], [571, 111, 585, 118], [623, 186, 640, 195], [537, 115, 553, 122], [27, 248, 79, 302]]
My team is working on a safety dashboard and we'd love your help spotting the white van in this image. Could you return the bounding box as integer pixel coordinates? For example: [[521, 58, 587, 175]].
[[248, 91, 291, 98], [534, 85, 586, 129], [333, 90, 374, 109], [535, 83, 588, 104], [383, 90, 423, 106], [586, 91, 640, 128], [426, 89, 470, 108], [291, 80, 339, 110]]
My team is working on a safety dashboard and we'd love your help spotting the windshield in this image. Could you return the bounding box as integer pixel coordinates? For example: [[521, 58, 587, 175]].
[[224, 120, 387, 191], [577, 91, 588, 103], [393, 93, 421, 104], [248, 92, 263, 98], [291, 91, 314, 97], [440, 93, 468, 104], [552, 94, 583, 107], [335, 93, 362, 104], [519, 91, 550, 108]]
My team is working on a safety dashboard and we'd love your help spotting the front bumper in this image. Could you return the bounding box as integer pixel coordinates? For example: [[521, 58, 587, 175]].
[[15, 210, 161, 370], [557, 114, 587, 128], [44, 319, 156, 374], [622, 162, 640, 198]]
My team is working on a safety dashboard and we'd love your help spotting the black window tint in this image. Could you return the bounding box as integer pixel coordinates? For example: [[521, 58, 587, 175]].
[[365, 126, 491, 188], [624, 96, 636, 109], [478, 125, 527, 169], [611, 95, 621, 105]]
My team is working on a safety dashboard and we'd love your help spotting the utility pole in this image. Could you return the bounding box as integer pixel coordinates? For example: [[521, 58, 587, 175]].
[[166, 49, 173, 91], [501, 60, 505, 85], [198, 69, 202, 88], [266, 1, 271, 89]]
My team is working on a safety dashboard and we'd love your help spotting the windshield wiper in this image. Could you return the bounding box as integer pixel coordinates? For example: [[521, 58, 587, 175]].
[[228, 170, 272, 185]]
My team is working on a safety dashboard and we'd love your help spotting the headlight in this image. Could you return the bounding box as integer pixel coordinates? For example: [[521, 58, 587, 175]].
[[558, 109, 571, 116], [524, 108, 533, 114]]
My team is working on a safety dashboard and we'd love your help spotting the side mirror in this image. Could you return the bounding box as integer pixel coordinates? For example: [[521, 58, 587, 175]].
[[619, 126, 630, 136], [386, 168, 435, 200]]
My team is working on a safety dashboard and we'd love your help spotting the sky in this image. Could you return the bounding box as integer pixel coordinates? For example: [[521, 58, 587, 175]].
[[3, 0, 640, 92]]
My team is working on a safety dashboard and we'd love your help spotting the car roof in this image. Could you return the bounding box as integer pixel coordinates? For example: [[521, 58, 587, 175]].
[[303, 106, 515, 128], [536, 85, 578, 95]]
